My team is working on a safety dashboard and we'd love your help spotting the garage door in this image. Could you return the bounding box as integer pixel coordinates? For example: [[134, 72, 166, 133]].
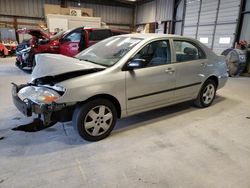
[[183, 0, 241, 54]]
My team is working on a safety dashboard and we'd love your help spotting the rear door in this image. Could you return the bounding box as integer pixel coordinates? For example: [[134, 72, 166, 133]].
[[172, 39, 207, 100]]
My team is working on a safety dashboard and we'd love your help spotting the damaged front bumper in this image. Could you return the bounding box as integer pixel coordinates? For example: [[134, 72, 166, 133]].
[[12, 83, 74, 126]]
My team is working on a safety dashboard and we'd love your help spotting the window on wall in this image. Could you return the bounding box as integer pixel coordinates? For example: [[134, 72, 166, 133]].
[[173, 40, 206, 62], [132, 40, 171, 67]]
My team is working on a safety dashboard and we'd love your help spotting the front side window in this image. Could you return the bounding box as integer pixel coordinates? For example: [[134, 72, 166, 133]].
[[75, 37, 142, 67], [64, 31, 82, 42], [173, 40, 205, 62], [132, 40, 171, 68]]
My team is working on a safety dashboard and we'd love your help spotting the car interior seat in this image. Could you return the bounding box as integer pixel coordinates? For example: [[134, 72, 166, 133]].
[[149, 42, 168, 66], [183, 47, 198, 61]]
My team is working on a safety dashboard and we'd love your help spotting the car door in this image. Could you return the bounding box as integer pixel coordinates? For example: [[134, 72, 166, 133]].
[[172, 39, 207, 100], [125, 40, 176, 115], [59, 28, 84, 57]]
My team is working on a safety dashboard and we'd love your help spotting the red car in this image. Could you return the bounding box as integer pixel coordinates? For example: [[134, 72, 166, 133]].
[[15, 29, 62, 69], [16, 27, 128, 70], [59, 27, 128, 57], [0, 41, 17, 57]]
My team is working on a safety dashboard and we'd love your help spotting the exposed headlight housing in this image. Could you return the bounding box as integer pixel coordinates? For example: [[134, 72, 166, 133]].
[[18, 86, 62, 104]]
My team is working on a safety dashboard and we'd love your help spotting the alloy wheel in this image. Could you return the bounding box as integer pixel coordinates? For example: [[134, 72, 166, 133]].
[[84, 105, 113, 136], [202, 84, 215, 105]]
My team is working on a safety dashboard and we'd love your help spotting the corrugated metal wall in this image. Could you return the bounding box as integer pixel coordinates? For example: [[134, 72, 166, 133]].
[[183, 0, 241, 54], [67, 2, 133, 25], [136, 1, 156, 24], [0, 0, 59, 18], [183, 0, 200, 30], [136, 0, 174, 24], [197, 0, 218, 48], [240, 0, 250, 41], [0, 0, 133, 25], [87, 4, 132, 25], [213, 0, 241, 53], [155, 0, 174, 22]]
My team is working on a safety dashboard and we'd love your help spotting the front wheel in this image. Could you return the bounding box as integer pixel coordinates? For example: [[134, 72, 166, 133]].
[[72, 99, 117, 141], [194, 80, 216, 108]]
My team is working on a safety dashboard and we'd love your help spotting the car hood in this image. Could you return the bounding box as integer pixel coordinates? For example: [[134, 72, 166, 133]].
[[17, 29, 50, 39], [31, 54, 106, 81]]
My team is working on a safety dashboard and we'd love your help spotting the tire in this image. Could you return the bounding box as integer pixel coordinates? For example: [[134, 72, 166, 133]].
[[194, 79, 216, 108], [72, 99, 117, 141]]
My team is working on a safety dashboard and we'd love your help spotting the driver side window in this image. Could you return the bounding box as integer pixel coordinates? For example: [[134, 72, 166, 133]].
[[132, 40, 171, 68], [64, 31, 82, 42]]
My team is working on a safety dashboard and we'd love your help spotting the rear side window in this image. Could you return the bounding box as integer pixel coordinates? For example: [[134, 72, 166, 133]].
[[173, 40, 206, 62], [88, 30, 112, 41]]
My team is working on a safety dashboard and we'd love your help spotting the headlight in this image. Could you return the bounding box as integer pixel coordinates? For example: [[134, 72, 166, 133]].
[[18, 86, 61, 104]]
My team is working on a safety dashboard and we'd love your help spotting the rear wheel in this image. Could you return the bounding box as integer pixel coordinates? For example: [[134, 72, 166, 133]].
[[72, 99, 117, 141], [194, 79, 216, 108]]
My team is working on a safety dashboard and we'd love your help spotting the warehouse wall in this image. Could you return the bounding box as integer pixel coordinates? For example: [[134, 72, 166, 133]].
[[0, 0, 59, 18], [0, 0, 133, 25], [136, 0, 174, 24], [67, 2, 133, 25], [240, 0, 250, 42]]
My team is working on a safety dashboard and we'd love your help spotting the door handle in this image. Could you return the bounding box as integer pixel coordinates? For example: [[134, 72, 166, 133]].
[[201, 62, 207, 67], [165, 68, 175, 74]]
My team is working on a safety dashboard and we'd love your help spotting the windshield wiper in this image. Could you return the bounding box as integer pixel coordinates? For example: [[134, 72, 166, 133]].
[[78, 58, 108, 67], [79, 58, 95, 63]]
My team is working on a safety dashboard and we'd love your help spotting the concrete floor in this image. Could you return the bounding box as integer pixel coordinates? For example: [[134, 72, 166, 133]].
[[0, 57, 250, 188]]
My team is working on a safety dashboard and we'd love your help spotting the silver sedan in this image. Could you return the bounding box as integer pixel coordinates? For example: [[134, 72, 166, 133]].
[[12, 34, 228, 141]]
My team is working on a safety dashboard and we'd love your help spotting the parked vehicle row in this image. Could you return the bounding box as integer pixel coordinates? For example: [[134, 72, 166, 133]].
[[15, 27, 128, 70], [0, 41, 17, 57], [12, 34, 228, 141]]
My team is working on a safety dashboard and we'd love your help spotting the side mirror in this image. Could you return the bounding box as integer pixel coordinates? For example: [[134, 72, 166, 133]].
[[126, 59, 145, 70]]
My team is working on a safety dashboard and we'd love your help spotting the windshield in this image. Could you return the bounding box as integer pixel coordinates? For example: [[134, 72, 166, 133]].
[[75, 36, 142, 67]]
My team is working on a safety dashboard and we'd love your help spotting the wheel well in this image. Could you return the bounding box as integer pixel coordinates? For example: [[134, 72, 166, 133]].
[[207, 75, 218, 88], [85, 94, 122, 118]]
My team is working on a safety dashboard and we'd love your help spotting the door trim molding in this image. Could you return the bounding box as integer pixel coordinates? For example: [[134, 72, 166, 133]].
[[128, 82, 201, 100]]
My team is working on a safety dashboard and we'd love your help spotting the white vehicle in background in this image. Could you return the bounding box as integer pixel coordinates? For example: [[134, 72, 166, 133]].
[[12, 34, 228, 141]]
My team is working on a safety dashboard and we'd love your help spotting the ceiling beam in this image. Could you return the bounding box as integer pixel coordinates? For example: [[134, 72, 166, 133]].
[[68, 0, 135, 8]]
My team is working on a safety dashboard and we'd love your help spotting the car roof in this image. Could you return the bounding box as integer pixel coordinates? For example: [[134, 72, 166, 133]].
[[117, 33, 193, 40]]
